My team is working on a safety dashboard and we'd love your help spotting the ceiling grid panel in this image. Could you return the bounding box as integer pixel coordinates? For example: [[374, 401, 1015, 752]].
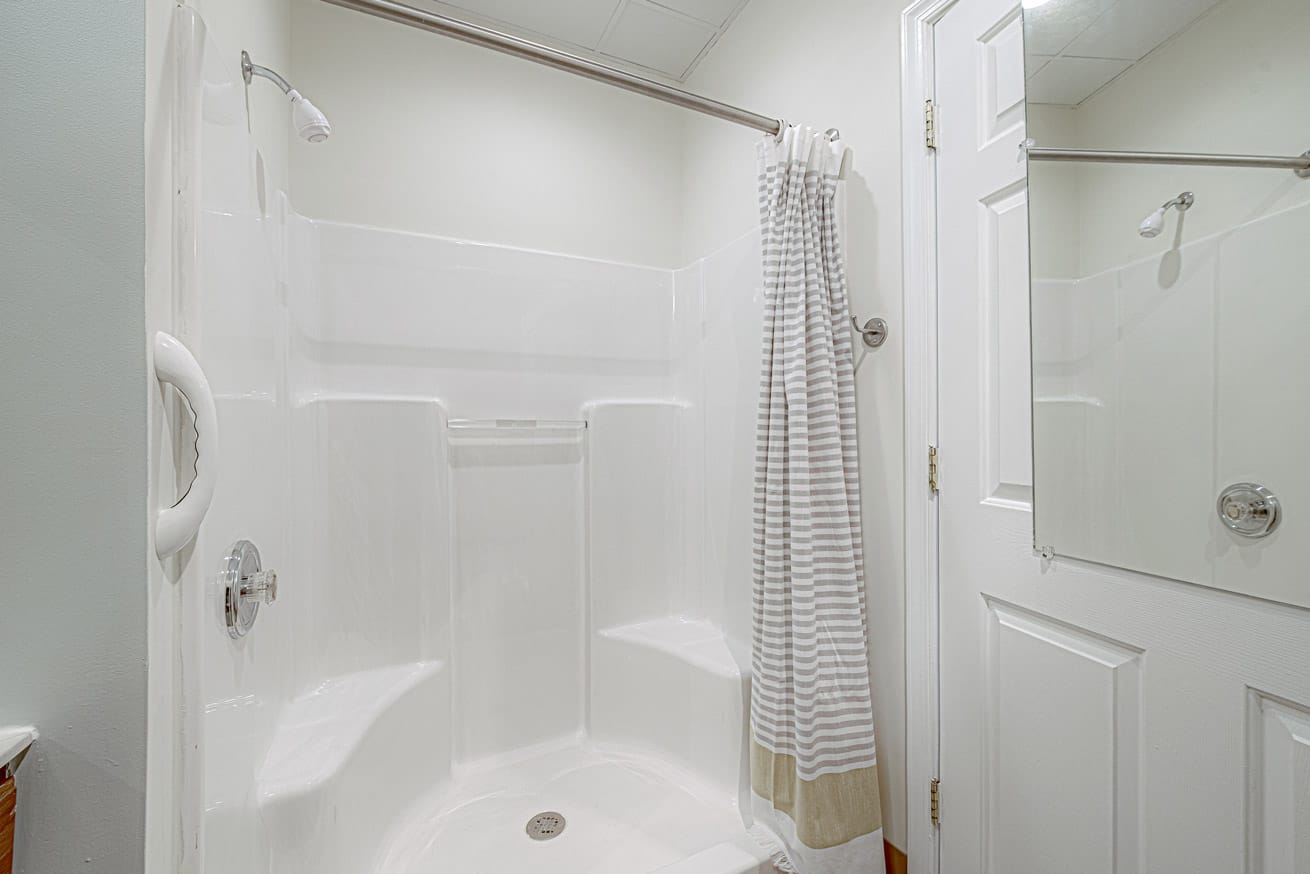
[[419, 0, 753, 81], [1024, 0, 1226, 106]]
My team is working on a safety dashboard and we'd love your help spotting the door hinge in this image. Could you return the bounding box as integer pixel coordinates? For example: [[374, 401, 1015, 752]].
[[924, 99, 937, 150], [930, 778, 941, 826], [928, 445, 939, 494]]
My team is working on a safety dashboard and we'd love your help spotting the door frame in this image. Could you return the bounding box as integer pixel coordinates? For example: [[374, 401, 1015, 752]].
[[900, 1, 960, 871]]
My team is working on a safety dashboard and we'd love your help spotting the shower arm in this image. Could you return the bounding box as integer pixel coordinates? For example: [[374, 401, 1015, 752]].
[[241, 51, 293, 94], [1161, 192, 1195, 212], [238, 50, 333, 143]]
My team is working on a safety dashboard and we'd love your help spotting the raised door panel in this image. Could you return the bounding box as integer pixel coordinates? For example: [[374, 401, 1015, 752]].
[[1249, 692, 1310, 873], [985, 602, 1140, 874]]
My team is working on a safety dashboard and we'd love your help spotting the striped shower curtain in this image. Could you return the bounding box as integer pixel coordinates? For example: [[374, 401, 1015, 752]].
[[749, 125, 884, 874]]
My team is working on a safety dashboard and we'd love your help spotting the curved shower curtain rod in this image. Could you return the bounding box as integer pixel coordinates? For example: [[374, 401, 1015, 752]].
[[318, 0, 804, 138]]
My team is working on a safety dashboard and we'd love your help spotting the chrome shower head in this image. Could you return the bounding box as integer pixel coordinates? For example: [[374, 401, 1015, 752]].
[[1138, 191, 1194, 238], [242, 50, 332, 143]]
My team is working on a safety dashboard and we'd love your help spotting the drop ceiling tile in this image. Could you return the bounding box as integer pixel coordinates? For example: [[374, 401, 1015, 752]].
[[1025, 55, 1132, 105], [1062, 0, 1224, 60], [1022, 0, 1118, 56], [601, 2, 718, 78], [1026, 54, 1056, 79], [646, 0, 744, 27], [443, 0, 624, 48]]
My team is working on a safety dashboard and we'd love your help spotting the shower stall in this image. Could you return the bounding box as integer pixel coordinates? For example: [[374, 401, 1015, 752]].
[[161, 6, 785, 872]]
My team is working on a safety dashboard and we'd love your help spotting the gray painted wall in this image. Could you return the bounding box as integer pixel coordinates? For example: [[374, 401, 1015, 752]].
[[0, 2, 148, 871]]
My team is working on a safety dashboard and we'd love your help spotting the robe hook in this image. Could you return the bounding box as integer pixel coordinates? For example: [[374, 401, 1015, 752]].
[[851, 316, 888, 349]]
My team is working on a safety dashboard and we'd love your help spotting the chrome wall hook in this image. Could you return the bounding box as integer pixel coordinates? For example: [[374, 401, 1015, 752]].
[[851, 316, 888, 349]]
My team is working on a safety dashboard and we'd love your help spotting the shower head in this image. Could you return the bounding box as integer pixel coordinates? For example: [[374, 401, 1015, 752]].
[[241, 51, 332, 143], [289, 91, 332, 143], [1138, 208, 1167, 238], [1138, 191, 1194, 238]]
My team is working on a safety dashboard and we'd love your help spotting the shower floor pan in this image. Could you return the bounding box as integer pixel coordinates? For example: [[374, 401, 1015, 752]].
[[369, 740, 772, 874]]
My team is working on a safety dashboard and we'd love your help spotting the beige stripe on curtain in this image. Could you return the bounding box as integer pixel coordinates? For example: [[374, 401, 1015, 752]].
[[748, 125, 884, 874]]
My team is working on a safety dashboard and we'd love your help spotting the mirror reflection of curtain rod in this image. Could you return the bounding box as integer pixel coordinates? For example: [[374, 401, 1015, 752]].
[[1028, 147, 1310, 178]]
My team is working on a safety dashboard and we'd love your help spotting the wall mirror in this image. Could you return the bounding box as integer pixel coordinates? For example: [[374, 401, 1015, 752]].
[[1023, 0, 1310, 607]]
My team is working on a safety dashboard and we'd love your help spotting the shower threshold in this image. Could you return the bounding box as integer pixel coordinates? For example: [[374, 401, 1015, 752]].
[[369, 740, 771, 874]]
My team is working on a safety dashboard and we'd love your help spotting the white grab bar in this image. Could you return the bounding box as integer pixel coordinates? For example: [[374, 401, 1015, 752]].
[[153, 332, 219, 559]]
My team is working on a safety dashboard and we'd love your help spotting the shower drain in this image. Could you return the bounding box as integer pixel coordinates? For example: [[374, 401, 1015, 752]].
[[525, 811, 566, 841]]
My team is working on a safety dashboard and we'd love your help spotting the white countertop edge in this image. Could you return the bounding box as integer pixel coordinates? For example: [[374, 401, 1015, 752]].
[[0, 726, 38, 773]]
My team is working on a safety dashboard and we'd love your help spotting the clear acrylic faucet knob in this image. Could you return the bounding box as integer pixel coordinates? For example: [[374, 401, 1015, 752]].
[[241, 569, 278, 604]]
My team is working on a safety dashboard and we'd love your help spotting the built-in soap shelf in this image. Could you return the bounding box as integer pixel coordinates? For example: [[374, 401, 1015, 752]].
[[446, 418, 588, 448], [446, 418, 587, 431]]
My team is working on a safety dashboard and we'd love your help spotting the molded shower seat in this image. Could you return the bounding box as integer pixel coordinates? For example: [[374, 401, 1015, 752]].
[[257, 660, 450, 874], [593, 617, 748, 799]]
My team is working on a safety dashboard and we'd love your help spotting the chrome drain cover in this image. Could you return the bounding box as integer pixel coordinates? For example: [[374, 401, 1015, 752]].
[[525, 811, 566, 841]]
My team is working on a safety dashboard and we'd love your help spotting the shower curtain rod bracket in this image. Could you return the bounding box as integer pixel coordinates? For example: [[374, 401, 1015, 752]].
[[1297, 150, 1310, 179]]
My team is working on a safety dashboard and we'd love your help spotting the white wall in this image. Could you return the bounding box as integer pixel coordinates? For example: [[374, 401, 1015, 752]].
[[289, 0, 687, 268], [677, 0, 910, 851], [0, 3, 147, 872]]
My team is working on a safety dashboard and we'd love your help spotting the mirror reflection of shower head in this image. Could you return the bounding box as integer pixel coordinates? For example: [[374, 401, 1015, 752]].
[[1138, 191, 1194, 238], [241, 50, 332, 143]]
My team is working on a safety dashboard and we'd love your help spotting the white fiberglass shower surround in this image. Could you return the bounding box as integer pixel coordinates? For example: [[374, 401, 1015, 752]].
[[165, 7, 794, 874]]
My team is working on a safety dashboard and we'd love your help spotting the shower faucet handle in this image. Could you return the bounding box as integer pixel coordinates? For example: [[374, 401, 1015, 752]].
[[240, 568, 279, 604], [1217, 483, 1280, 538], [222, 540, 275, 639]]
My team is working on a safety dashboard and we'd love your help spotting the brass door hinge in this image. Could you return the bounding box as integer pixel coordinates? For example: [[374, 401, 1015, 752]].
[[929, 445, 940, 494], [925, 100, 937, 150], [930, 778, 941, 826]]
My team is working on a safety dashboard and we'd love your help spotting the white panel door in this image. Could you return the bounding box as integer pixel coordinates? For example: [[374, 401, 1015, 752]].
[[933, 1, 1310, 872]]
